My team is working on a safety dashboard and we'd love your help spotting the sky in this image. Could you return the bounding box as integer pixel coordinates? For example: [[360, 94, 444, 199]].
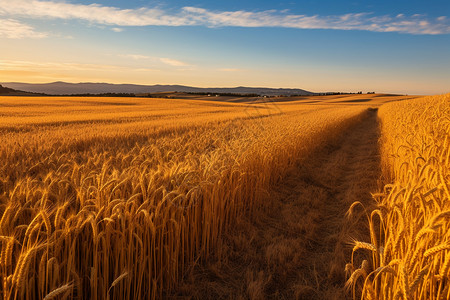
[[0, 0, 449, 94]]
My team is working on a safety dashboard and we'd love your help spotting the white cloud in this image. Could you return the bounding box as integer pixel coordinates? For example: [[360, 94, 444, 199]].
[[119, 54, 151, 60], [159, 58, 189, 67], [117, 54, 191, 67], [0, 0, 190, 26], [0, 18, 47, 38], [0, 0, 448, 35], [111, 27, 123, 32]]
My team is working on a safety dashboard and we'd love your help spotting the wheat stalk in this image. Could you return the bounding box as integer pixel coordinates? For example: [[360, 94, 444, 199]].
[[43, 282, 73, 300], [107, 271, 129, 299]]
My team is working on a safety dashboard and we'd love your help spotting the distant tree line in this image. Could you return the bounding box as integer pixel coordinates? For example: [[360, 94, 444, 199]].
[[57, 93, 136, 97], [0, 86, 139, 97], [315, 91, 375, 96], [187, 92, 261, 97]]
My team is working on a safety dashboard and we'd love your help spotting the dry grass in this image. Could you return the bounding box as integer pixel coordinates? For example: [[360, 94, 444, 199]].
[[347, 93, 450, 299], [0, 96, 372, 299]]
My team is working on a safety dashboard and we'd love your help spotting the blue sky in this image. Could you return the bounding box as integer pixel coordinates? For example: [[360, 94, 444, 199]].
[[0, 0, 449, 94]]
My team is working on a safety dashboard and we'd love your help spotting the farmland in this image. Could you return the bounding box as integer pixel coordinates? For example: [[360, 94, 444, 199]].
[[347, 94, 450, 299], [1, 93, 448, 299]]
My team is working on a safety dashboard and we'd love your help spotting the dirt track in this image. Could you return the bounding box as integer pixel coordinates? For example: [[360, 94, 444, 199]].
[[171, 109, 381, 299]]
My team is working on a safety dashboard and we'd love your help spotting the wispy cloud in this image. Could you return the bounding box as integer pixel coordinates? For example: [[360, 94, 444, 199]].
[[117, 54, 190, 67], [1, 60, 119, 71], [0, 59, 159, 72], [218, 68, 243, 72], [0, 59, 159, 82], [0, 0, 190, 26], [0, 18, 48, 38], [119, 54, 151, 60], [159, 58, 190, 67], [0, 0, 449, 35]]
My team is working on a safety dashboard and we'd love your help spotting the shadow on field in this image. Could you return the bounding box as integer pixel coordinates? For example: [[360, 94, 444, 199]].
[[169, 109, 381, 300]]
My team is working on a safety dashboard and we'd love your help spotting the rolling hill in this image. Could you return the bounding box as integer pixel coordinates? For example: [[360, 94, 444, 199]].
[[0, 82, 314, 96], [0, 84, 44, 96]]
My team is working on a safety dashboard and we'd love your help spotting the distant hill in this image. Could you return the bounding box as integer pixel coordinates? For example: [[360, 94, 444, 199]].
[[0, 84, 43, 96], [0, 84, 16, 94], [0, 82, 314, 96]]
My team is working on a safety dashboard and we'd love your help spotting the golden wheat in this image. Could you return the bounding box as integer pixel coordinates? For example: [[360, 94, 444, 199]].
[[347, 93, 450, 299], [0, 95, 372, 299]]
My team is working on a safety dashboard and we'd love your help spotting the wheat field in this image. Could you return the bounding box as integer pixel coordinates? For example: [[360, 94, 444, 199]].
[[347, 93, 450, 299], [3, 93, 447, 299], [0, 95, 376, 299]]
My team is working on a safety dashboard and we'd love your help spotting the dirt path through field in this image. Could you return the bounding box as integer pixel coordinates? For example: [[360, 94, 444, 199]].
[[171, 109, 381, 299]]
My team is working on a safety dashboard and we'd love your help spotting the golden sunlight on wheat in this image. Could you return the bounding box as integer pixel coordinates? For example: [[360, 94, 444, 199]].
[[0, 96, 372, 299], [347, 93, 450, 299]]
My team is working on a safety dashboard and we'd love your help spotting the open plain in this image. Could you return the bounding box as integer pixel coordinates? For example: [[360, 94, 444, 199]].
[[1, 93, 449, 300]]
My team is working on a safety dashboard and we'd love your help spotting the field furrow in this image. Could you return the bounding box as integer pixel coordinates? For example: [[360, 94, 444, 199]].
[[170, 109, 381, 299]]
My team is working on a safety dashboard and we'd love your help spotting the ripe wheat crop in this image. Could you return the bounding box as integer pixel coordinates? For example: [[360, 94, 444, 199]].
[[0, 96, 369, 299], [347, 93, 450, 299]]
